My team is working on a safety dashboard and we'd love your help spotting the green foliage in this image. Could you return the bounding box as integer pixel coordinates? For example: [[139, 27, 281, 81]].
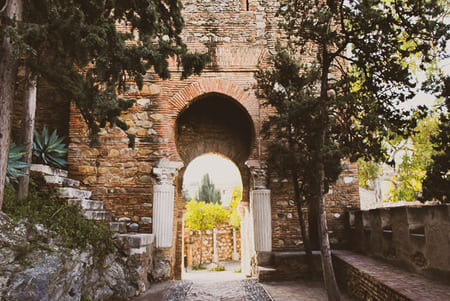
[[3, 175, 115, 261], [422, 83, 450, 202], [6, 142, 31, 185], [386, 116, 439, 202], [208, 264, 225, 272], [191, 264, 207, 270], [195, 174, 221, 204], [228, 186, 241, 229], [33, 127, 68, 168], [358, 159, 381, 190], [234, 268, 241, 273], [184, 200, 229, 232], [2, 0, 209, 142]]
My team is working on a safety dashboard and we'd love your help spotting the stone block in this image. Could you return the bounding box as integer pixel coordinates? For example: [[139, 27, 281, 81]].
[[117, 233, 155, 248], [58, 187, 92, 199], [31, 164, 68, 177], [44, 175, 80, 187]]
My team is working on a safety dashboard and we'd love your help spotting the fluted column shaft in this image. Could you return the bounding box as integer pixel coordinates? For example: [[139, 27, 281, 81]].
[[251, 189, 272, 252], [153, 184, 175, 248]]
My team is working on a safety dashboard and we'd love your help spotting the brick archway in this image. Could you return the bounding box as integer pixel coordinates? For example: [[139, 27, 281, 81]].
[[168, 78, 258, 119]]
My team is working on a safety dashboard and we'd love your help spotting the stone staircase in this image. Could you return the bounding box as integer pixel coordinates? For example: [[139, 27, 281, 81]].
[[31, 164, 111, 222], [30, 164, 158, 294]]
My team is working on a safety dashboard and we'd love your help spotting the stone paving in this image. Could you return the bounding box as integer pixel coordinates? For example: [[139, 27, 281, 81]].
[[134, 252, 450, 301]]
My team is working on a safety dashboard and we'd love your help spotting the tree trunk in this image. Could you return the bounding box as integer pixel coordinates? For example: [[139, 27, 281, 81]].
[[315, 47, 341, 300], [292, 171, 315, 275], [0, 0, 23, 209], [17, 72, 37, 198], [199, 231, 203, 266]]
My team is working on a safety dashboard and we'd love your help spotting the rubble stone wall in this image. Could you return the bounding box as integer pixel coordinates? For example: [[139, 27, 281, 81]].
[[184, 226, 241, 265]]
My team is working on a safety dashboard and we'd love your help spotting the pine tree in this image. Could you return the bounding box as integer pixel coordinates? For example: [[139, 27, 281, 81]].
[[257, 0, 448, 299], [0, 0, 209, 207], [196, 174, 221, 204]]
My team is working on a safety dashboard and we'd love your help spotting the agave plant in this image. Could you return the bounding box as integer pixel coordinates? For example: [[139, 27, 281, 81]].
[[6, 142, 31, 185], [33, 127, 68, 168]]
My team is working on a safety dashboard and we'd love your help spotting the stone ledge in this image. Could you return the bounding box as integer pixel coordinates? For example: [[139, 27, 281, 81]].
[[58, 187, 92, 199], [44, 175, 80, 187], [30, 164, 68, 177], [117, 233, 155, 248]]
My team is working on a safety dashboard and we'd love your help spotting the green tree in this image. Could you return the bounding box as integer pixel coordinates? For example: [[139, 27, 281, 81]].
[[422, 78, 450, 202], [195, 173, 221, 204], [184, 200, 228, 265], [257, 0, 448, 299], [387, 116, 439, 202], [0, 0, 209, 208], [228, 186, 241, 229]]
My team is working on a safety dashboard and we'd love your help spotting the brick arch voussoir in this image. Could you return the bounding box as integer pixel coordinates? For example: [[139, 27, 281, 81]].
[[168, 79, 254, 115]]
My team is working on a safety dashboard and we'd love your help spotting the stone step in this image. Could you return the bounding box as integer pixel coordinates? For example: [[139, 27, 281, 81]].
[[257, 266, 278, 282], [83, 210, 111, 221], [58, 187, 92, 199], [44, 175, 80, 187], [116, 233, 155, 248], [109, 222, 127, 233], [67, 199, 103, 210], [31, 164, 68, 177]]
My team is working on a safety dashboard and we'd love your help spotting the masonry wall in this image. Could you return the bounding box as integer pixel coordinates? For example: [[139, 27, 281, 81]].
[[184, 226, 241, 265], [19, 0, 362, 280], [347, 205, 450, 281]]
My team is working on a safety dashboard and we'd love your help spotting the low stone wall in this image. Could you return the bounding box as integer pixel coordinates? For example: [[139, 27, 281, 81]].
[[334, 252, 409, 301], [347, 204, 450, 280], [184, 226, 241, 265]]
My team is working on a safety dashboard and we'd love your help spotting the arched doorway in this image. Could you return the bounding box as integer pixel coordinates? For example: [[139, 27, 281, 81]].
[[174, 92, 256, 279]]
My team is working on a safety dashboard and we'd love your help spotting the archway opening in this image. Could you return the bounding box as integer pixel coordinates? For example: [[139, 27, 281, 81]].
[[175, 92, 255, 280], [181, 153, 244, 280]]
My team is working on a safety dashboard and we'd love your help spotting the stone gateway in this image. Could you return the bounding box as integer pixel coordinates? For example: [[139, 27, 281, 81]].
[[12, 0, 359, 284]]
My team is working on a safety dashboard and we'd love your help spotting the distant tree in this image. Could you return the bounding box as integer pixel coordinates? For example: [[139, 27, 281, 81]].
[[195, 174, 221, 204], [387, 116, 439, 202], [257, 0, 448, 299], [228, 186, 241, 229], [422, 78, 450, 202], [0, 0, 209, 208], [184, 200, 228, 265]]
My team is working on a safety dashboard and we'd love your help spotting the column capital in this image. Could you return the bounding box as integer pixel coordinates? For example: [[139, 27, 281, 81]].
[[246, 160, 268, 189], [153, 158, 183, 185]]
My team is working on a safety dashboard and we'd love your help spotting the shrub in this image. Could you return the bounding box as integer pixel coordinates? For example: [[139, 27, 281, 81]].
[[3, 175, 115, 261], [191, 264, 206, 270], [208, 264, 225, 272], [6, 142, 31, 185]]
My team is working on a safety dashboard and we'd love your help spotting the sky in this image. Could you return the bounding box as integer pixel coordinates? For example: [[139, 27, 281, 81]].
[[182, 153, 242, 204]]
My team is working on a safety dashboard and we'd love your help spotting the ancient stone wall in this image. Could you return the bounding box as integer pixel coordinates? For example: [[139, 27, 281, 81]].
[[347, 205, 450, 280], [14, 0, 362, 280], [184, 226, 241, 266]]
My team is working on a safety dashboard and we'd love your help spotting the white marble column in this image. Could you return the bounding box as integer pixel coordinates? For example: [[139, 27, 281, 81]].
[[153, 184, 175, 248], [246, 162, 272, 252], [251, 188, 272, 252], [212, 228, 219, 263], [152, 158, 183, 248]]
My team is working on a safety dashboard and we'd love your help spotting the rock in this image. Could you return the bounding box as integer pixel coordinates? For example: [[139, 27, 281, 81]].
[[152, 257, 172, 282], [0, 213, 151, 300]]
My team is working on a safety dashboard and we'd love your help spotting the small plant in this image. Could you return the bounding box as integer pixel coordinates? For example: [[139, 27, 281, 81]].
[[233, 268, 241, 273], [6, 142, 31, 185], [208, 264, 225, 272], [3, 175, 115, 262], [191, 264, 206, 270], [33, 127, 68, 168]]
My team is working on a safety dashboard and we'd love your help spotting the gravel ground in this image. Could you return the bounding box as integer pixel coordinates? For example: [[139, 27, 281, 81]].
[[161, 279, 271, 301]]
